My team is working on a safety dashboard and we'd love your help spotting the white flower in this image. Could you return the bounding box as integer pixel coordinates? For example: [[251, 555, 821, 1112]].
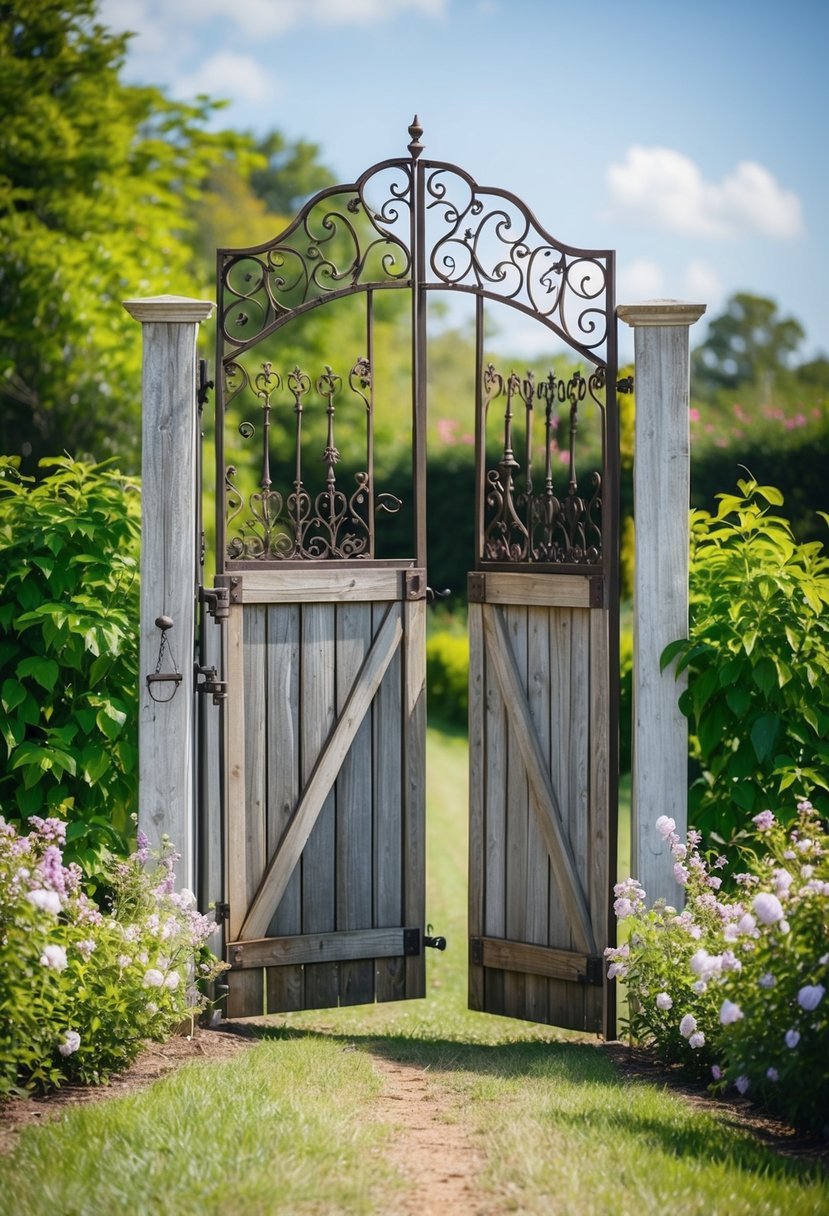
[[820, 953, 829, 966], [752, 892, 784, 925], [735, 1075, 750, 1095], [737, 912, 756, 936], [785, 1029, 800, 1049], [778, 920, 790, 935], [689, 1032, 705, 1050], [58, 1030, 80, 1057], [655, 815, 676, 840], [178, 887, 197, 908], [801, 865, 814, 879], [613, 897, 634, 919], [40, 945, 67, 971], [143, 968, 165, 988], [146, 1001, 158, 1015], [27, 889, 62, 915], [164, 971, 180, 991], [691, 980, 707, 994], [766, 1067, 779, 1082], [679, 1014, 697, 1038], [117, 954, 131, 969], [711, 1064, 723, 1081], [673, 862, 689, 886], [690, 949, 722, 981], [656, 992, 673, 1011], [797, 984, 825, 1011], [671, 843, 687, 860], [758, 973, 776, 989], [796, 838, 813, 853], [720, 999, 743, 1025]]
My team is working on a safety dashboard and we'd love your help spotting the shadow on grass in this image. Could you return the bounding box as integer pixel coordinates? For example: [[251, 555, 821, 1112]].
[[219, 1022, 826, 1188]]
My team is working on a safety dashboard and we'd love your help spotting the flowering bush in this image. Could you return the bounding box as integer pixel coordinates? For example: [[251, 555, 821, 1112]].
[[606, 801, 829, 1135], [0, 814, 225, 1094]]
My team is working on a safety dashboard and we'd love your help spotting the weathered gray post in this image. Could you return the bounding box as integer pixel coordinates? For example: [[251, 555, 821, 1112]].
[[616, 300, 706, 906], [123, 294, 215, 892]]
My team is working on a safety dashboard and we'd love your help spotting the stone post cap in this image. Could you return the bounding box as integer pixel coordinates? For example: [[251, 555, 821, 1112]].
[[616, 300, 706, 328], [123, 295, 215, 323]]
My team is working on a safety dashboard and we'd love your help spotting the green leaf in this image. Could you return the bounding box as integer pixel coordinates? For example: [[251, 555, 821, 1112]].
[[1, 678, 26, 713], [750, 713, 780, 764], [15, 656, 60, 693], [725, 687, 750, 717]]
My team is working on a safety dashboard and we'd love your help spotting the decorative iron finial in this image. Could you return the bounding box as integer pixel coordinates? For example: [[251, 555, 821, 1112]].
[[407, 114, 424, 160]]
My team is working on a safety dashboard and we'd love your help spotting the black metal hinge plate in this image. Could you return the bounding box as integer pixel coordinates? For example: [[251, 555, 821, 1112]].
[[403, 927, 421, 955]]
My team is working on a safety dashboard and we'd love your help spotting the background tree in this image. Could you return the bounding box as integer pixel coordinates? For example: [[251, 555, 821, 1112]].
[[0, 0, 250, 470], [691, 292, 804, 396]]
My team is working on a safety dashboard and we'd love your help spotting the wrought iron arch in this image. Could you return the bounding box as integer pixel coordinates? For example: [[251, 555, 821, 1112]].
[[215, 117, 618, 574]]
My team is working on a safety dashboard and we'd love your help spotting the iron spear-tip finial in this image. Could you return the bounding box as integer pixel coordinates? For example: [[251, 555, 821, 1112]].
[[408, 114, 424, 160]]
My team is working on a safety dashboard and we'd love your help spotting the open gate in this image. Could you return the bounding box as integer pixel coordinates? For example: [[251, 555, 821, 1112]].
[[208, 119, 618, 1034]]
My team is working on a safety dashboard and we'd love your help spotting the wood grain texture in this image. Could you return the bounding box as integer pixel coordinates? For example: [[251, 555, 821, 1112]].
[[403, 598, 426, 999], [482, 602, 506, 1016], [239, 606, 402, 941], [631, 322, 692, 908], [589, 607, 613, 1038], [467, 602, 485, 1013], [228, 927, 412, 969], [265, 604, 303, 1013], [373, 601, 405, 1003], [477, 572, 593, 608], [503, 604, 528, 1020], [335, 602, 375, 1006], [235, 568, 403, 603], [483, 605, 596, 956], [474, 937, 599, 984], [525, 605, 550, 1024]]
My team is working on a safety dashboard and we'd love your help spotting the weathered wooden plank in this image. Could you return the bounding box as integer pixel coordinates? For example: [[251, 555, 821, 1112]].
[[467, 602, 485, 1013], [504, 604, 528, 1021], [234, 569, 403, 603], [238, 604, 403, 941], [403, 597, 426, 999], [301, 603, 338, 1009], [483, 605, 596, 957], [566, 608, 591, 1031], [224, 604, 263, 1018], [228, 927, 413, 969], [525, 605, 550, 1024], [336, 602, 375, 1006], [373, 601, 405, 1003], [590, 607, 614, 1038], [548, 607, 574, 1028], [482, 602, 506, 1016], [265, 604, 303, 1014], [474, 937, 601, 984], [476, 572, 594, 609]]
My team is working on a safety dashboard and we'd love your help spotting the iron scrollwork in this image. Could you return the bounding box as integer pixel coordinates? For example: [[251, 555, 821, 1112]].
[[225, 357, 401, 561], [482, 362, 605, 566]]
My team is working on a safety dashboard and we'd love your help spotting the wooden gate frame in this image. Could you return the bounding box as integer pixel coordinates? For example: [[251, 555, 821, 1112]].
[[204, 117, 621, 1028]]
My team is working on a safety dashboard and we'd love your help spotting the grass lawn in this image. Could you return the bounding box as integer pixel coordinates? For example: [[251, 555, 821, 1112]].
[[0, 723, 825, 1215]]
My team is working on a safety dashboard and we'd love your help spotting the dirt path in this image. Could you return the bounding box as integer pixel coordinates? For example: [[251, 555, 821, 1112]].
[[370, 1054, 492, 1215]]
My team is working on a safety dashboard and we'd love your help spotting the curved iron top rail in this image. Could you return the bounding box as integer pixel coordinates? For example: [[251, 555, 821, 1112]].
[[218, 120, 614, 368]]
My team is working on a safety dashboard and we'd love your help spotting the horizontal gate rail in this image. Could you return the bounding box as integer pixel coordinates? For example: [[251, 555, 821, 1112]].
[[228, 927, 418, 970], [470, 937, 603, 987]]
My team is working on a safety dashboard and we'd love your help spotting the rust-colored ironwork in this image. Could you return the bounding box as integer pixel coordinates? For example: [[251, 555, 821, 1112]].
[[215, 117, 617, 574], [480, 362, 608, 568]]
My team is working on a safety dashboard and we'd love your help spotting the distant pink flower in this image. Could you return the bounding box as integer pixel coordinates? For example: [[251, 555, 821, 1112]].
[[797, 984, 825, 1011], [753, 892, 784, 925], [711, 1064, 722, 1081], [679, 1014, 697, 1039], [735, 1075, 750, 1095], [720, 999, 743, 1025], [689, 1032, 705, 1050], [752, 810, 774, 831], [656, 992, 673, 1011], [766, 1067, 779, 1082], [689, 407, 701, 422], [58, 1030, 80, 1057], [655, 816, 676, 840]]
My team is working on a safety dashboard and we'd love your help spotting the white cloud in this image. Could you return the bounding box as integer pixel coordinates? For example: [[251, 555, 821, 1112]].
[[682, 259, 722, 308], [175, 53, 276, 105], [617, 257, 664, 302], [607, 146, 802, 240]]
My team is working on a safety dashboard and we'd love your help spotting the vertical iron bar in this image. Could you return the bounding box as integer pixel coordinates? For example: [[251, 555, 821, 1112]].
[[604, 251, 619, 1042], [523, 373, 534, 547], [215, 249, 226, 575], [411, 149, 427, 569], [366, 289, 375, 556], [473, 294, 485, 568]]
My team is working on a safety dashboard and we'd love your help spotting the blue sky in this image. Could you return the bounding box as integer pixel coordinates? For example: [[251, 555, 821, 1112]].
[[100, 0, 827, 365]]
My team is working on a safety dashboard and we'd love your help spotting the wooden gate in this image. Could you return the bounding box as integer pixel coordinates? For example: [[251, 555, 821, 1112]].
[[210, 118, 617, 1028]]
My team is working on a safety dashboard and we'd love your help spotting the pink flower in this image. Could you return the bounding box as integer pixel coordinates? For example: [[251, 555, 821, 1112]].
[[655, 816, 676, 840], [752, 892, 784, 925], [40, 945, 67, 971], [735, 1075, 750, 1095], [720, 999, 743, 1025], [679, 1014, 697, 1039], [752, 810, 775, 831], [58, 1030, 80, 1057], [797, 984, 825, 1011], [656, 992, 673, 1011], [711, 1064, 723, 1081], [689, 1032, 705, 1050], [766, 1068, 779, 1082]]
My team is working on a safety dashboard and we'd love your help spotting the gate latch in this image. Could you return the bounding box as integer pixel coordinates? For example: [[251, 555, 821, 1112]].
[[199, 581, 230, 621], [195, 664, 227, 704]]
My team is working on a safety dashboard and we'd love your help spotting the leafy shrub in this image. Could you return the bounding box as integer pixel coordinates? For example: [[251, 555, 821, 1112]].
[[0, 814, 224, 1094], [0, 457, 140, 874], [606, 802, 828, 1135], [662, 478, 829, 845], [426, 630, 469, 727]]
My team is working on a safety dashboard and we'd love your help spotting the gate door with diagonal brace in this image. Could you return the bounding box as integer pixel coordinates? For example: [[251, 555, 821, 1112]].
[[212, 119, 618, 1029]]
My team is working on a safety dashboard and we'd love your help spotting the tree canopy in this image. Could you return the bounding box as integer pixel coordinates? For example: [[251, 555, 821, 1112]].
[[0, 0, 250, 469], [691, 292, 806, 395]]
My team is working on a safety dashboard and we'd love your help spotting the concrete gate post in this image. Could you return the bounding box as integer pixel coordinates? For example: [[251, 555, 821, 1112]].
[[123, 294, 215, 892], [616, 300, 706, 907]]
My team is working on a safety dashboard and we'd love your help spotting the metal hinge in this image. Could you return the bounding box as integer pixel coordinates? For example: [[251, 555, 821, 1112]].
[[404, 570, 426, 600], [197, 359, 214, 409], [199, 580, 230, 621], [195, 664, 227, 704], [403, 927, 421, 955], [470, 937, 483, 965], [467, 572, 486, 603], [589, 577, 604, 609], [580, 956, 605, 987], [214, 901, 230, 923]]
